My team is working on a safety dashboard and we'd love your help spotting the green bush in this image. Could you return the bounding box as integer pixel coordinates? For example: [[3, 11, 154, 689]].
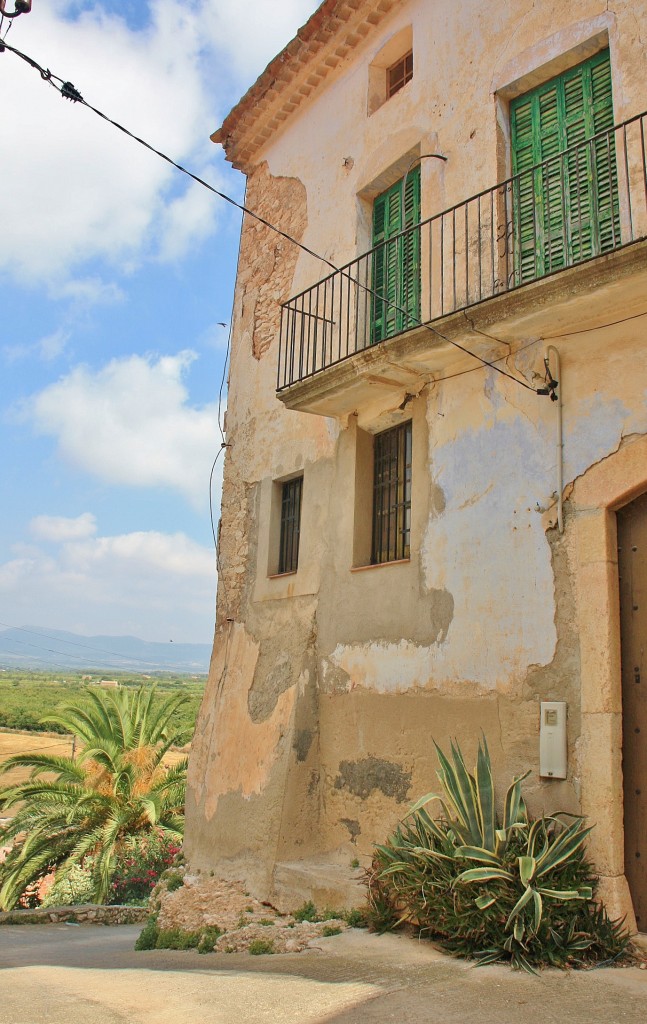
[[134, 919, 160, 950], [41, 862, 96, 908], [165, 871, 184, 893], [155, 927, 201, 950], [197, 926, 222, 954], [293, 900, 318, 922], [367, 738, 631, 972], [321, 925, 342, 937], [343, 907, 369, 929], [248, 938, 275, 955], [135, 920, 222, 954]]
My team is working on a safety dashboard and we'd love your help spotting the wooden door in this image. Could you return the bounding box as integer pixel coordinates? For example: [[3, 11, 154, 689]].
[[618, 492, 647, 930]]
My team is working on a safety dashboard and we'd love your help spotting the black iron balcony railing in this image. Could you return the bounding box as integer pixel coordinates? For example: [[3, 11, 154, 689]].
[[278, 111, 647, 391]]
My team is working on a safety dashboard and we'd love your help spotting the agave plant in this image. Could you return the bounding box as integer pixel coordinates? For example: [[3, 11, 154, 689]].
[[0, 686, 188, 910], [368, 737, 630, 971]]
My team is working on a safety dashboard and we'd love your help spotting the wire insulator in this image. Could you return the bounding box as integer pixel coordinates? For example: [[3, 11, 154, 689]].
[[61, 81, 83, 102]]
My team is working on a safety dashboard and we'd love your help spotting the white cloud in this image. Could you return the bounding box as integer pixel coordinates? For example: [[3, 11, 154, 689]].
[[199, 320, 231, 352], [0, 1, 319, 286], [3, 328, 70, 364], [200, 0, 317, 81], [0, 0, 222, 284], [156, 176, 221, 263], [30, 512, 97, 542], [38, 329, 70, 361], [25, 350, 222, 507], [0, 523, 216, 642], [49, 278, 125, 307]]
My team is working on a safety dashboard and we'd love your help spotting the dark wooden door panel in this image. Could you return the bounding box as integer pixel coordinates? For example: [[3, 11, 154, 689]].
[[618, 491, 647, 930]]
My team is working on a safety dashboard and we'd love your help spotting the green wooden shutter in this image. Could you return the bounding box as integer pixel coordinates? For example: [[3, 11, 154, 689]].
[[402, 166, 421, 330], [371, 165, 421, 343], [511, 49, 618, 284], [589, 52, 620, 253]]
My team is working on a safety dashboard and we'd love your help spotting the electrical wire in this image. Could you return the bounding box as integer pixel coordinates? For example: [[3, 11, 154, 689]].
[[542, 309, 647, 338], [0, 38, 540, 396], [430, 335, 542, 386], [0, 634, 137, 666], [0, 622, 187, 668], [0, 736, 74, 752]]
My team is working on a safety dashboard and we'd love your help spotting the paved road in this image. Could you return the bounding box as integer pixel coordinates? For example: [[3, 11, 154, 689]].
[[0, 924, 646, 1024]]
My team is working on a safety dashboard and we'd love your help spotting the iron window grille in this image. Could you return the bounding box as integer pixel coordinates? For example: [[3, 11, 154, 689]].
[[278, 476, 303, 574], [372, 422, 412, 564], [387, 50, 413, 98]]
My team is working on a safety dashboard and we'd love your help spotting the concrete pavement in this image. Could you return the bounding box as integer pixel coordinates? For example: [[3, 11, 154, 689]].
[[0, 923, 645, 1024]]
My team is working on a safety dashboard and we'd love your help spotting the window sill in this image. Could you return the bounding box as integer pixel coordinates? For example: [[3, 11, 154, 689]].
[[267, 570, 298, 580], [350, 558, 411, 573]]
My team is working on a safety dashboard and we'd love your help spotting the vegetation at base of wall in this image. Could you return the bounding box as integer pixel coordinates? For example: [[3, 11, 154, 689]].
[[163, 871, 184, 894], [197, 926, 224, 953], [134, 918, 161, 950], [248, 938, 275, 955], [343, 907, 369, 929], [0, 687, 187, 910], [291, 900, 368, 928], [293, 900, 318, 922], [0, 670, 204, 740], [134, 918, 223, 953], [155, 927, 202, 950], [365, 737, 632, 973]]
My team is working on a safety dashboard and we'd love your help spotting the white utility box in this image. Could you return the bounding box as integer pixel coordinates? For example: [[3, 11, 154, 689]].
[[539, 701, 567, 779]]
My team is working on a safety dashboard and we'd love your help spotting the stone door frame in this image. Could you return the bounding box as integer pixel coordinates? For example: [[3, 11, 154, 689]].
[[571, 433, 647, 933]]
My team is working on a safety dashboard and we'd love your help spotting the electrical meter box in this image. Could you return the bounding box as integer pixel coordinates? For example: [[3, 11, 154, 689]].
[[539, 701, 567, 779]]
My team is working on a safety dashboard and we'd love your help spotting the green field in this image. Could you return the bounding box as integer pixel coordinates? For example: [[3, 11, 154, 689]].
[[0, 670, 205, 745]]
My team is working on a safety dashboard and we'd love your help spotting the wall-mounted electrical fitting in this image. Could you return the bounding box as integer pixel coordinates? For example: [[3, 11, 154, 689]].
[[539, 701, 567, 778]]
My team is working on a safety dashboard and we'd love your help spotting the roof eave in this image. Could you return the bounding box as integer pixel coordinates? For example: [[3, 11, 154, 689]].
[[211, 0, 402, 172]]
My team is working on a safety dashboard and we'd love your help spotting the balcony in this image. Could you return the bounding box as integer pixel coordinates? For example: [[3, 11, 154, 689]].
[[277, 112, 647, 416]]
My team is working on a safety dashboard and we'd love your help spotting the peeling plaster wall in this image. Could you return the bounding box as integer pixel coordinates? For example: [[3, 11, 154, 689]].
[[185, 0, 647, 914]]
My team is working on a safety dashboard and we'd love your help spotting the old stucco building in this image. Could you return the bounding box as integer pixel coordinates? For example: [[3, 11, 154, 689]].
[[186, 0, 647, 932]]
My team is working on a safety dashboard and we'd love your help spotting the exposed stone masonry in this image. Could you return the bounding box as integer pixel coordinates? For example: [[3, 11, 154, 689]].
[[239, 162, 307, 361]]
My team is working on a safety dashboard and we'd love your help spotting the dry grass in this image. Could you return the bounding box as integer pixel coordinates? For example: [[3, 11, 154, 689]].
[[0, 730, 189, 804], [0, 730, 73, 787]]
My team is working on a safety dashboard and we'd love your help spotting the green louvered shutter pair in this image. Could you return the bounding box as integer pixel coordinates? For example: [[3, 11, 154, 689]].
[[371, 164, 421, 343], [510, 49, 619, 284]]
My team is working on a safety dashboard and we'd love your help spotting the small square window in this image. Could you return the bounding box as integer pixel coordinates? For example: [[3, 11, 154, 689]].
[[371, 422, 412, 564], [278, 476, 303, 574], [387, 50, 413, 99]]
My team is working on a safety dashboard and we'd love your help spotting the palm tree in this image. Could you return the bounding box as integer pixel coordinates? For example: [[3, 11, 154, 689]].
[[0, 686, 189, 910]]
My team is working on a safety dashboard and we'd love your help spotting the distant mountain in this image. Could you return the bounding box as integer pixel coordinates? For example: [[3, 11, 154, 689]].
[[0, 625, 211, 673]]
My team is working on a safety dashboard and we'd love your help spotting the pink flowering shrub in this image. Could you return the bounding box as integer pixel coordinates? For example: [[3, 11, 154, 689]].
[[109, 833, 182, 905]]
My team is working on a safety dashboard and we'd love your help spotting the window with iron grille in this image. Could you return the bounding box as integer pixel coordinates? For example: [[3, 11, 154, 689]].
[[278, 476, 303, 574], [372, 422, 412, 564], [387, 50, 413, 98]]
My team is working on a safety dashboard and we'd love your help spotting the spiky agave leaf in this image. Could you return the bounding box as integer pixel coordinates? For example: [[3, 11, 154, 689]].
[[365, 738, 632, 970]]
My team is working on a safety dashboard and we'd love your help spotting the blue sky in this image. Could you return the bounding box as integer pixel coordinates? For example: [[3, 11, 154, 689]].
[[0, 0, 317, 644]]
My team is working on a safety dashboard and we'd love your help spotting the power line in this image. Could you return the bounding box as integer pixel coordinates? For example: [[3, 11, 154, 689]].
[[0, 38, 540, 396], [0, 622, 180, 668], [0, 634, 128, 666], [542, 309, 647, 338]]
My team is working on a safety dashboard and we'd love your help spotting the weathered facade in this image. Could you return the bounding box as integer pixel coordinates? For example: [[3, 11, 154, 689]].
[[186, 0, 647, 932]]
